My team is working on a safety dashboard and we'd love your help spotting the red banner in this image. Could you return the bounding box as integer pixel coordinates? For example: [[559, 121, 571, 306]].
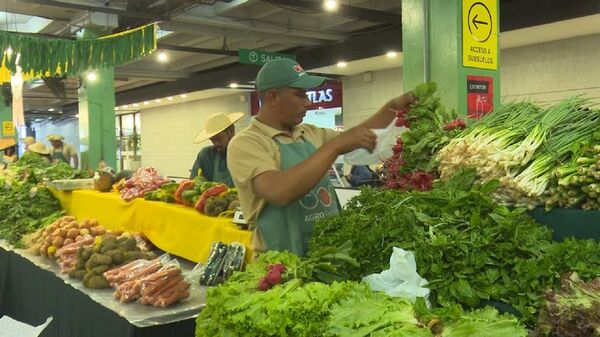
[[466, 75, 493, 119]]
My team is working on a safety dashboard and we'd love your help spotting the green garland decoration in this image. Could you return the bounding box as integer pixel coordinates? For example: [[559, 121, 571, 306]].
[[0, 23, 156, 77]]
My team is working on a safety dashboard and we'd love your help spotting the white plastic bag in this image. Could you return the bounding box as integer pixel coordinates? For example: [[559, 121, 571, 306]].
[[362, 247, 430, 305], [343, 120, 406, 165]]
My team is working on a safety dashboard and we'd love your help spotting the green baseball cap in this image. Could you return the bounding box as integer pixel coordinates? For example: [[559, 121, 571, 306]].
[[255, 58, 327, 91]]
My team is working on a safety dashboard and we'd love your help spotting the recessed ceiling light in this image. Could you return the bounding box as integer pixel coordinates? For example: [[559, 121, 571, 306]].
[[229, 83, 239, 89], [86, 71, 97, 81], [157, 51, 168, 63], [337, 61, 347, 68], [180, 94, 187, 98], [75, 114, 79, 118], [48, 108, 55, 112], [123, 105, 129, 109], [133, 103, 139, 107], [155, 99, 162, 103], [323, 0, 338, 11], [115, 107, 119, 110], [386, 51, 398, 58], [143, 101, 149, 105], [167, 96, 173, 101]]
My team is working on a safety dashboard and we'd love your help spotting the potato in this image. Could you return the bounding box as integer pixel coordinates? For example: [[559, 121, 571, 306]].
[[52, 236, 64, 248], [51, 229, 61, 237], [64, 216, 76, 222], [66, 228, 79, 239], [89, 219, 99, 227], [79, 220, 90, 229], [75, 235, 83, 242], [63, 238, 74, 246], [92, 227, 106, 236], [79, 228, 90, 236], [58, 228, 68, 237]]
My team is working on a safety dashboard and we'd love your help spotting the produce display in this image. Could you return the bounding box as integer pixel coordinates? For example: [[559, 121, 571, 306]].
[[382, 82, 464, 191], [531, 272, 600, 337], [310, 169, 600, 323], [24, 215, 107, 259], [105, 257, 191, 307], [0, 182, 62, 246], [199, 242, 246, 286], [172, 172, 239, 217], [437, 97, 600, 208], [68, 233, 155, 288], [0, 154, 91, 246], [119, 167, 170, 202], [195, 250, 528, 337], [543, 135, 600, 210]]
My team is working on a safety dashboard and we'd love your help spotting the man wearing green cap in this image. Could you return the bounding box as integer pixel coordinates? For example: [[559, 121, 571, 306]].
[[228, 58, 416, 256]]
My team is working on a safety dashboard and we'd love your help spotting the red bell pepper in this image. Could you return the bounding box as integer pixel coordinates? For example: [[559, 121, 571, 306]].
[[194, 184, 228, 213], [175, 179, 195, 205]]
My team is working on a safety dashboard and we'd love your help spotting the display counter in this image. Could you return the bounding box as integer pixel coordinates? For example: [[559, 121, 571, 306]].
[[528, 207, 600, 241], [51, 190, 253, 263], [0, 242, 199, 337]]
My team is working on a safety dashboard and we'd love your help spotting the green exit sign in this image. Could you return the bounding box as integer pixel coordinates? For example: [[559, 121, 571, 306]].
[[238, 49, 296, 66]]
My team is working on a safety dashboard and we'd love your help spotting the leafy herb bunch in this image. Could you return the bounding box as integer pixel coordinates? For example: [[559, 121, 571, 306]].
[[311, 168, 600, 323], [382, 82, 464, 191]]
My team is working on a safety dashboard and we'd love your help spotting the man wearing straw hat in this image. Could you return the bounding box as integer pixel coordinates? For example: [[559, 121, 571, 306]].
[[47, 134, 78, 168], [1, 138, 17, 167], [190, 112, 244, 187], [27, 142, 52, 163], [228, 58, 416, 256], [23, 136, 36, 152]]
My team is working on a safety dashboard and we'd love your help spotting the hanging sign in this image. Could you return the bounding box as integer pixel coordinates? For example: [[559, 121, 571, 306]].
[[2, 121, 15, 137], [466, 75, 493, 119], [462, 0, 497, 70]]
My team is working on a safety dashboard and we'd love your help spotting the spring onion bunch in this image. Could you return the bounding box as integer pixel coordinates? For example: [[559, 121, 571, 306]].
[[438, 96, 599, 208]]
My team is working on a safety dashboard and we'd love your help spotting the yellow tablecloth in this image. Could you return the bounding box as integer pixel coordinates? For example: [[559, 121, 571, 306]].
[[51, 189, 253, 263]]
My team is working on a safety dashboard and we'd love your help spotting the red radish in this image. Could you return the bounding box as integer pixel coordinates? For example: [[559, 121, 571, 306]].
[[257, 278, 271, 291], [268, 264, 286, 274], [265, 270, 282, 285]]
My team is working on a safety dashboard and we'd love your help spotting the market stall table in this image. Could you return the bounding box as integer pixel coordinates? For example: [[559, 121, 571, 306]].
[[51, 189, 253, 262], [0, 241, 202, 337]]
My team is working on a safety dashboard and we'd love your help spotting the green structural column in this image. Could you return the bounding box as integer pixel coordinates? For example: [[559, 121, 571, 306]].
[[78, 28, 117, 170], [402, 0, 500, 117]]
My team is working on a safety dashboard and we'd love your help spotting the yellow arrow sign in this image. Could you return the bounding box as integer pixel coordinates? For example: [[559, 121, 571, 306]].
[[463, 0, 497, 70]]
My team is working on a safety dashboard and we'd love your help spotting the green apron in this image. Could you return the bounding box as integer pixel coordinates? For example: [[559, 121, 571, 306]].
[[257, 136, 339, 256], [213, 154, 234, 187], [51, 147, 68, 163]]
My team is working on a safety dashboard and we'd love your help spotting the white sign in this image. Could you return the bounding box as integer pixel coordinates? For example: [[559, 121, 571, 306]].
[[306, 88, 334, 104]]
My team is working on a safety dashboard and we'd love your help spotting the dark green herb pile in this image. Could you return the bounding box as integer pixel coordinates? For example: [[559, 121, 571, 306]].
[[311, 168, 600, 322]]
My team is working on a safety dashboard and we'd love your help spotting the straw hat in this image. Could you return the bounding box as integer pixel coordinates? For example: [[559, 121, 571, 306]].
[[194, 112, 244, 143], [29, 142, 50, 155], [23, 136, 35, 146], [0, 138, 16, 151], [47, 134, 64, 141]]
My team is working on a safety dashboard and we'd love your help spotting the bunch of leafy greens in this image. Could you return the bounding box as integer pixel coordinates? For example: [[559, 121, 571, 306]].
[[310, 168, 600, 323], [196, 250, 528, 337], [382, 82, 463, 190], [532, 272, 600, 337], [2, 152, 90, 186], [195, 249, 359, 337], [0, 182, 63, 246]]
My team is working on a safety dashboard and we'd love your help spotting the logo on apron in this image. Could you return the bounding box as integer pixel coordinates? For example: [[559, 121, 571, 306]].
[[299, 191, 319, 210], [317, 186, 332, 207]]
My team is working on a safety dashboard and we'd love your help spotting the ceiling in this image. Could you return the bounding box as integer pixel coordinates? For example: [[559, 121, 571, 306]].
[[0, 0, 598, 122]]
